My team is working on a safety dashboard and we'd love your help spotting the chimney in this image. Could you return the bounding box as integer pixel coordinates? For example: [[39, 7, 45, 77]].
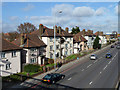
[[79, 36, 81, 41], [21, 33, 24, 45], [65, 27, 69, 33], [55, 25, 57, 33], [39, 24, 43, 39], [58, 26, 61, 34], [82, 29, 86, 36]]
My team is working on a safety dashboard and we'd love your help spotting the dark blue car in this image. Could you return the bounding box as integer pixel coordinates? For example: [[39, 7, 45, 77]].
[[105, 53, 112, 58]]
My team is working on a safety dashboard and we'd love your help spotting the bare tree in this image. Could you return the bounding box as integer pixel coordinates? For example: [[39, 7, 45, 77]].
[[17, 22, 37, 34]]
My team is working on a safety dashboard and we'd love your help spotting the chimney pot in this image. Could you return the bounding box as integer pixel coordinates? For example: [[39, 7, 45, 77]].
[[65, 27, 69, 33], [39, 24, 43, 39]]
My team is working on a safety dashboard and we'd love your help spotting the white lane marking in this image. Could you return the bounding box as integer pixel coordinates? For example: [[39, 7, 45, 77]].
[[100, 71, 102, 74], [112, 52, 118, 60], [68, 78, 71, 80], [89, 81, 93, 85], [94, 60, 97, 63], [108, 61, 111, 64], [82, 69, 84, 71], [103, 65, 108, 70], [87, 64, 92, 68]]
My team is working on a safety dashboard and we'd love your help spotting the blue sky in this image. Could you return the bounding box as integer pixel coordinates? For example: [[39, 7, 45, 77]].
[[1, 2, 118, 33]]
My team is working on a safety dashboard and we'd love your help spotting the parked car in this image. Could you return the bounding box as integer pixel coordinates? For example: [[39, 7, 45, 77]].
[[111, 45, 114, 48], [105, 53, 112, 58], [116, 45, 120, 49], [90, 54, 97, 60], [42, 73, 65, 84]]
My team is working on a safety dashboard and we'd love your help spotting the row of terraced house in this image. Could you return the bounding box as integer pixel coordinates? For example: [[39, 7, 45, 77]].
[[0, 24, 107, 76]]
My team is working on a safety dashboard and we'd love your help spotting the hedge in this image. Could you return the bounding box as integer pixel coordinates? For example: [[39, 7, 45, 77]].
[[24, 64, 40, 73]]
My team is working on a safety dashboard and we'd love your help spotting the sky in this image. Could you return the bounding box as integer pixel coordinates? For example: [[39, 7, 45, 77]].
[[1, 1, 119, 33]]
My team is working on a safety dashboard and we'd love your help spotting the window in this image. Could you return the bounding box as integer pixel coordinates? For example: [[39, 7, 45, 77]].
[[1, 52, 5, 58], [50, 45, 53, 51], [56, 45, 59, 49], [6, 64, 11, 70], [65, 37, 67, 41], [65, 51, 67, 55], [50, 53, 53, 59], [12, 51, 16, 57], [30, 48, 37, 52], [50, 37, 53, 42], [70, 44, 72, 47], [56, 52, 59, 57], [70, 50, 72, 54], [65, 44, 68, 49], [30, 58, 36, 63]]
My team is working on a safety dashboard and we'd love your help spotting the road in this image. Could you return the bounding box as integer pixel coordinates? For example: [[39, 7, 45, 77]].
[[10, 44, 119, 89]]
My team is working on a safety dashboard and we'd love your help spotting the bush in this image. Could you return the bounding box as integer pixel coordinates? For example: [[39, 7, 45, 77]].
[[24, 64, 40, 73], [65, 54, 77, 60], [2, 74, 26, 82], [48, 59, 54, 64]]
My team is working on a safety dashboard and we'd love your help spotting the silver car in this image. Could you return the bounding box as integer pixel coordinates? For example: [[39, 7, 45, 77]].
[[90, 54, 97, 60]]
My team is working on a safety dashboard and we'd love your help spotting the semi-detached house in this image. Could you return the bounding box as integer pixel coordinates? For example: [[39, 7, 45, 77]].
[[78, 29, 96, 49], [31, 24, 73, 60], [73, 33, 88, 54], [0, 37, 22, 76], [12, 34, 47, 66]]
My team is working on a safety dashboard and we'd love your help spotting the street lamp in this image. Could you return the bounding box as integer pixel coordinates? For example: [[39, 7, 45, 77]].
[[54, 10, 62, 70]]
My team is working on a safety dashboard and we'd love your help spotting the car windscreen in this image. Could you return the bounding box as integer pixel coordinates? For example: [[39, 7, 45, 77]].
[[44, 74, 52, 79], [91, 55, 95, 56]]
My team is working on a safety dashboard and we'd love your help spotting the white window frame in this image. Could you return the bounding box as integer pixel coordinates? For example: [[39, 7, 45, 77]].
[[56, 45, 59, 49], [30, 58, 37, 63], [30, 48, 37, 52], [50, 45, 53, 51], [50, 37, 53, 42], [12, 51, 16, 57], [6, 64, 11, 70], [50, 53, 53, 59], [1, 52, 5, 58]]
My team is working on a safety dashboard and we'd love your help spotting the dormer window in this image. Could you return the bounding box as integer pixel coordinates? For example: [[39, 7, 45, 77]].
[[12, 51, 16, 57], [1, 52, 5, 58]]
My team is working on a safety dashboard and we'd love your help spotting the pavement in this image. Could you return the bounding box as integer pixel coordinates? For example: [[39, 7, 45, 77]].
[[4, 42, 119, 89]]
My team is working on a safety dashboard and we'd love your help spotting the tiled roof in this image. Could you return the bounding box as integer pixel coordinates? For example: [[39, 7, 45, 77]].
[[94, 31, 105, 36], [73, 33, 87, 43], [78, 30, 95, 36], [31, 25, 73, 37], [12, 34, 46, 48], [0, 37, 22, 51]]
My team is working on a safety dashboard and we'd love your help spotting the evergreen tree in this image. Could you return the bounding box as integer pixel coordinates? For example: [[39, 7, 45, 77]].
[[93, 35, 101, 49]]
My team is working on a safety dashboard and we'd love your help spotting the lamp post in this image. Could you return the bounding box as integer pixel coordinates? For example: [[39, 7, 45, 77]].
[[54, 10, 62, 69]]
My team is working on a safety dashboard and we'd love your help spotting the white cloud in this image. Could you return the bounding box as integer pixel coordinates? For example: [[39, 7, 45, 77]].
[[52, 4, 74, 17], [23, 4, 34, 11], [73, 6, 95, 17], [95, 7, 108, 16], [9, 16, 19, 21]]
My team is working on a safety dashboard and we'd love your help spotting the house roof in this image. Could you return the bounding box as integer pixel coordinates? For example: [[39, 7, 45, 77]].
[[31, 25, 73, 37], [94, 31, 105, 36], [0, 37, 22, 51], [73, 33, 87, 43], [12, 34, 47, 48]]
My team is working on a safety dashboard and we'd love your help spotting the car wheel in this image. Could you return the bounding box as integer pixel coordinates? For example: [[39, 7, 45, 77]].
[[52, 80, 55, 84]]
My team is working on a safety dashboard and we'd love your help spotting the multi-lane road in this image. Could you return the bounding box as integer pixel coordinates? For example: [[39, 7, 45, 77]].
[[12, 44, 119, 89]]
